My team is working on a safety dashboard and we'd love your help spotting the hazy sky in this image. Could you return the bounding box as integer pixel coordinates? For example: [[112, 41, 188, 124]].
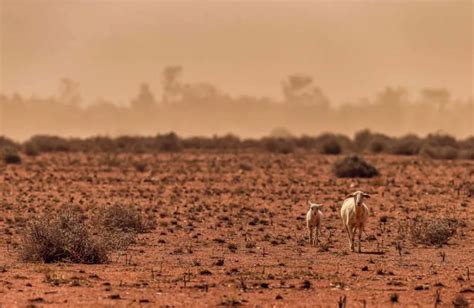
[[1, 0, 472, 105]]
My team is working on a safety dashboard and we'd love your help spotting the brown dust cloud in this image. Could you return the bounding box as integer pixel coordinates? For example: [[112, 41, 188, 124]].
[[0, 0, 473, 141]]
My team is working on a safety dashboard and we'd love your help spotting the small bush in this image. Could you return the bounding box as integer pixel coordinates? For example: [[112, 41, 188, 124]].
[[438, 146, 458, 159], [459, 136, 474, 149], [2, 147, 22, 164], [294, 135, 317, 150], [0, 136, 18, 150], [332, 155, 379, 178], [459, 149, 474, 160], [157, 132, 182, 152], [409, 217, 460, 246], [262, 137, 296, 154], [354, 130, 392, 153], [421, 144, 459, 160], [320, 139, 342, 155], [95, 204, 155, 233], [27, 135, 71, 152], [452, 294, 469, 308], [368, 135, 393, 154], [419, 144, 437, 159], [315, 133, 353, 153], [390, 135, 422, 155], [368, 139, 384, 153], [212, 134, 241, 150], [21, 206, 109, 263], [24, 142, 39, 156], [425, 133, 458, 148], [353, 129, 373, 152]]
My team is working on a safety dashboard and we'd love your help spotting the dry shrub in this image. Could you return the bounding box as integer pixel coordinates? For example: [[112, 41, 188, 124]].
[[27, 135, 71, 153], [452, 294, 469, 308], [182, 134, 241, 150], [321, 139, 342, 155], [436, 145, 458, 160], [2, 147, 22, 164], [21, 206, 109, 263], [332, 155, 379, 178], [210, 134, 241, 150], [354, 130, 392, 153], [459, 149, 474, 160], [315, 133, 353, 154], [390, 135, 422, 155], [157, 132, 182, 152], [368, 136, 392, 153], [262, 137, 296, 154], [353, 129, 373, 151], [24, 141, 39, 156], [95, 204, 155, 233], [420, 144, 459, 160], [425, 133, 458, 148], [409, 217, 461, 247], [0, 136, 18, 150]]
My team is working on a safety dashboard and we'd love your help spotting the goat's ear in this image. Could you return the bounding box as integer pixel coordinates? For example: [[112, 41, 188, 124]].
[[363, 193, 370, 198], [346, 193, 354, 199], [308, 201, 312, 206]]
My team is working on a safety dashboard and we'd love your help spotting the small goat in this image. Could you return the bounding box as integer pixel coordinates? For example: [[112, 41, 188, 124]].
[[306, 202, 323, 246], [340, 191, 370, 252]]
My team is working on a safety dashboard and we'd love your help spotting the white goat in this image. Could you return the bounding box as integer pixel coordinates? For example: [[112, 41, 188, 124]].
[[306, 202, 323, 246], [340, 191, 370, 252]]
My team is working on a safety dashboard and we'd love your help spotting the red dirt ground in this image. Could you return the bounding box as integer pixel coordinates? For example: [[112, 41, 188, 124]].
[[1, 152, 473, 307]]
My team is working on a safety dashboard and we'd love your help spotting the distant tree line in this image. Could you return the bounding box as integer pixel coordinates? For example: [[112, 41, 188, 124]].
[[0, 66, 472, 140]]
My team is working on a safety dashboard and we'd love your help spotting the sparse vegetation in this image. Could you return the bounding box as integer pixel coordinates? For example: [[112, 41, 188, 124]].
[[2, 136, 473, 306], [332, 155, 379, 178], [262, 137, 296, 154], [157, 132, 182, 152], [452, 294, 469, 308], [24, 141, 39, 156], [94, 204, 155, 234], [390, 135, 422, 155], [20, 206, 110, 263], [1, 131, 471, 160], [27, 135, 72, 153], [409, 217, 461, 247], [2, 147, 22, 164], [321, 139, 342, 155], [0, 136, 19, 150]]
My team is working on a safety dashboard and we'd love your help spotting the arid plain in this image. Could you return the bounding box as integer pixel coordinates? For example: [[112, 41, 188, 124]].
[[1, 152, 473, 307]]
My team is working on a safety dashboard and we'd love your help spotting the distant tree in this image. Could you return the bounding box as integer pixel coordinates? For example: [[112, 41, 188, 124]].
[[421, 88, 450, 110], [58, 78, 81, 105], [161, 65, 228, 105], [162, 65, 183, 104], [131, 83, 156, 111], [376, 87, 408, 107], [282, 74, 329, 108]]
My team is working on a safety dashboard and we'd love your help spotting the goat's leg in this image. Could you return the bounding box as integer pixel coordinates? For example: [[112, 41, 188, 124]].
[[345, 225, 353, 251], [315, 225, 319, 247], [351, 227, 357, 252], [358, 228, 363, 253]]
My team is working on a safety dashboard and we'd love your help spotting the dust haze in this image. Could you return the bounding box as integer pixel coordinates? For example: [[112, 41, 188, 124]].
[[0, 0, 472, 140]]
